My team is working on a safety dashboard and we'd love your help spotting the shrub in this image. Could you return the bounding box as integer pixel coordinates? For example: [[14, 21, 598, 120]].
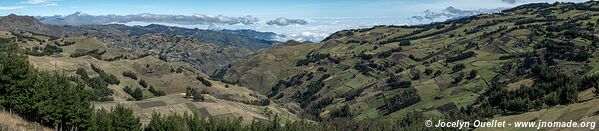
[[148, 86, 166, 96], [468, 70, 478, 79], [139, 79, 148, 88], [196, 76, 212, 87], [446, 51, 476, 62], [452, 64, 466, 72], [122, 71, 137, 80], [91, 64, 120, 85], [425, 68, 434, 75], [131, 88, 143, 101]]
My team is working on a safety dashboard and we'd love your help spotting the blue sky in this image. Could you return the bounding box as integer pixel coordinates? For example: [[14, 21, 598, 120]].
[[0, 0, 587, 18]]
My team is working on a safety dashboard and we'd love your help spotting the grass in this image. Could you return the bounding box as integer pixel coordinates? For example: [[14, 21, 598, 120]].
[[0, 111, 53, 131]]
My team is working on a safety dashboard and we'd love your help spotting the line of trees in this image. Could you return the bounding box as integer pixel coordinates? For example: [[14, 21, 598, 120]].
[[196, 76, 213, 87], [91, 64, 120, 85]]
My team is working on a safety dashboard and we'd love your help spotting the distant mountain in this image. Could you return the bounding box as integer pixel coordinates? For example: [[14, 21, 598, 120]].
[[90, 24, 275, 51], [219, 29, 283, 42], [36, 12, 259, 26], [0, 14, 48, 32], [0, 14, 276, 52]]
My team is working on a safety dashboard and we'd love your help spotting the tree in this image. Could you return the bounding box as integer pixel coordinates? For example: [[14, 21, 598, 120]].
[[425, 68, 434, 75], [468, 70, 478, 79], [131, 88, 143, 101], [399, 40, 411, 46], [185, 87, 193, 98], [148, 86, 166, 96], [453, 72, 465, 84], [185, 87, 204, 102], [0, 42, 93, 130], [452, 64, 466, 72], [196, 76, 212, 87], [192, 89, 204, 102], [109, 105, 141, 131], [145, 113, 186, 131], [434, 70, 443, 77], [411, 72, 420, 80], [91, 64, 120, 85], [122, 71, 137, 80], [76, 68, 88, 79], [91, 108, 113, 131], [124, 86, 132, 94], [330, 105, 351, 118], [139, 79, 148, 88]]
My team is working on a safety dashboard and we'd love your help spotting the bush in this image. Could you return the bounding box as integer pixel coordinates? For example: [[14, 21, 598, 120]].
[[296, 52, 331, 66], [122, 71, 137, 80], [131, 88, 143, 101], [26, 44, 63, 56], [434, 70, 443, 77], [330, 105, 351, 118], [124, 86, 143, 101], [399, 40, 411, 46], [91, 64, 120, 85], [453, 72, 465, 84], [196, 76, 212, 87], [425, 68, 434, 75], [139, 79, 148, 88], [70, 49, 105, 59], [185, 87, 204, 102], [245, 99, 271, 106], [383, 88, 421, 114], [468, 70, 478, 79], [149, 86, 166, 96], [452, 64, 466, 72], [411, 72, 420, 80], [446, 51, 476, 62]]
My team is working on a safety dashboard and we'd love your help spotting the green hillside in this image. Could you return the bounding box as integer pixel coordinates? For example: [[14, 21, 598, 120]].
[[216, 1, 599, 125]]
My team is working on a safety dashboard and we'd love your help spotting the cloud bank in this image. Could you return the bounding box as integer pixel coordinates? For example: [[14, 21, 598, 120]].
[[36, 12, 260, 26], [500, 0, 518, 4], [266, 17, 308, 26], [410, 6, 505, 22]]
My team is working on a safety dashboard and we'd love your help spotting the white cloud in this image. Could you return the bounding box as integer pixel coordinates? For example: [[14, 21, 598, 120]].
[[22, 0, 48, 4], [38, 12, 261, 25], [0, 6, 24, 10], [21, 0, 57, 6], [267, 17, 308, 26]]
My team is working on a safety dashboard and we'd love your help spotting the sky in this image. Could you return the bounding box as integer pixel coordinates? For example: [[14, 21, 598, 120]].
[[0, 0, 589, 42], [1, 0, 585, 18]]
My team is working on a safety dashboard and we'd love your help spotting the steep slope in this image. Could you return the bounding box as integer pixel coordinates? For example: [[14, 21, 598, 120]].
[[212, 41, 321, 93], [216, 1, 599, 121], [0, 31, 299, 124]]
